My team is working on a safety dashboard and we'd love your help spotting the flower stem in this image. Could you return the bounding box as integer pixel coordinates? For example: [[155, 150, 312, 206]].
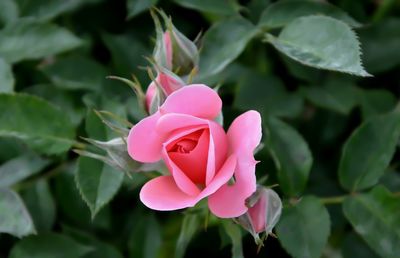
[[320, 195, 347, 205]]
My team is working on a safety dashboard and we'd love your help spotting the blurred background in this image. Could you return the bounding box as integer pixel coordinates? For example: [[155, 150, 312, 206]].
[[0, 0, 399, 258]]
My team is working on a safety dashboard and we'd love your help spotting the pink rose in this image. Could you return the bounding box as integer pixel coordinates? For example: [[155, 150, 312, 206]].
[[145, 72, 185, 113], [128, 85, 261, 218]]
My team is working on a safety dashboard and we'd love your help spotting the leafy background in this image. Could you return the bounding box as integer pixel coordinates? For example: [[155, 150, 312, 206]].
[[0, 0, 400, 258]]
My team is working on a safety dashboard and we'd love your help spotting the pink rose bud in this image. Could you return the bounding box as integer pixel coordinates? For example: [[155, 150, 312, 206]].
[[127, 85, 262, 218], [153, 13, 199, 76], [235, 186, 282, 242], [145, 71, 185, 114]]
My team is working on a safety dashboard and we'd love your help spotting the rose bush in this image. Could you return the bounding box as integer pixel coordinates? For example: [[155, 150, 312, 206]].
[[128, 84, 261, 218], [1, 1, 398, 258]]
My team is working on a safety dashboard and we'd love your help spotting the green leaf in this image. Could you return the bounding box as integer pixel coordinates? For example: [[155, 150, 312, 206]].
[[15, 0, 103, 22], [0, 94, 76, 155], [101, 32, 149, 81], [24, 84, 86, 126], [265, 117, 313, 196], [21, 180, 56, 232], [339, 112, 400, 192], [128, 212, 162, 258], [0, 0, 19, 26], [379, 171, 400, 193], [199, 16, 258, 77], [0, 153, 50, 188], [246, 0, 271, 23], [300, 79, 359, 114], [175, 214, 200, 258], [0, 188, 35, 238], [276, 196, 330, 258], [343, 186, 400, 258], [359, 89, 397, 120], [0, 19, 82, 63], [173, 0, 239, 15], [0, 58, 14, 93], [54, 164, 111, 230], [0, 138, 25, 163], [222, 221, 244, 258], [127, 0, 158, 19], [9, 233, 92, 258], [360, 18, 400, 73], [341, 232, 379, 258], [281, 55, 322, 83], [41, 55, 108, 91], [265, 15, 370, 77], [259, 0, 361, 29], [63, 225, 123, 258], [234, 72, 303, 118], [75, 157, 124, 218]]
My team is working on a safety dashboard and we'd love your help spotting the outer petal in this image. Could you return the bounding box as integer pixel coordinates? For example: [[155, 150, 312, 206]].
[[208, 111, 262, 218], [127, 112, 163, 163], [160, 85, 222, 120], [208, 162, 257, 218], [199, 155, 236, 199], [228, 110, 262, 160], [156, 113, 207, 137], [139, 176, 197, 210], [206, 121, 228, 185]]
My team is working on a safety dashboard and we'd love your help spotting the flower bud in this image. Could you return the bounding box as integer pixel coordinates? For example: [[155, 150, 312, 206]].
[[153, 12, 199, 76], [235, 186, 282, 243], [145, 70, 185, 114], [77, 137, 166, 174]]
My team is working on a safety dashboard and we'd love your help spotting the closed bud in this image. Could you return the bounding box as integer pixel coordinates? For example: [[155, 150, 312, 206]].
[[152, 11, 199, 76], [235, 186, 282, 243], [78, 137, 166, 174], [145, 70, 185, 114]]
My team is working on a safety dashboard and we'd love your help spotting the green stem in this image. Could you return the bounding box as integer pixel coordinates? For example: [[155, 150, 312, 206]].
[[73, 141, 87, 150], [320, 195, 347, 205], [13, 161, 71, 191], [320, 191, 400, 205], [372, 0, 397, 22]]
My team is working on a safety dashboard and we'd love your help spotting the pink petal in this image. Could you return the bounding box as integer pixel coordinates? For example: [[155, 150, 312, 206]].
[[228, 110, 262, 160], [199, 155, 236, 198], [208, 111, 262, 218], [162, 145, 201, 197], [156, 113, 207, 137], [248, 191, 267, 233], [208, 162, 257, 218], [206, 134, 216, 186], [206, 121, 228, 185], [145, 82, 157, 113], [163, 32, 173, 70], [139, 176, 197, 211], [160, 85, 222, 120], [127, 112, 163, 163], [158, 72, 183, 95]]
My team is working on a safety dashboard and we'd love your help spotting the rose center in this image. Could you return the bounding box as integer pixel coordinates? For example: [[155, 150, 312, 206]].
[[167, 129, 209, 185], [169, 139, 197, 154]]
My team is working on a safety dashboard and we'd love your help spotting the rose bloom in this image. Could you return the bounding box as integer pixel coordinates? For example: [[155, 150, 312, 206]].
[[128, 85, 261, 218]]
